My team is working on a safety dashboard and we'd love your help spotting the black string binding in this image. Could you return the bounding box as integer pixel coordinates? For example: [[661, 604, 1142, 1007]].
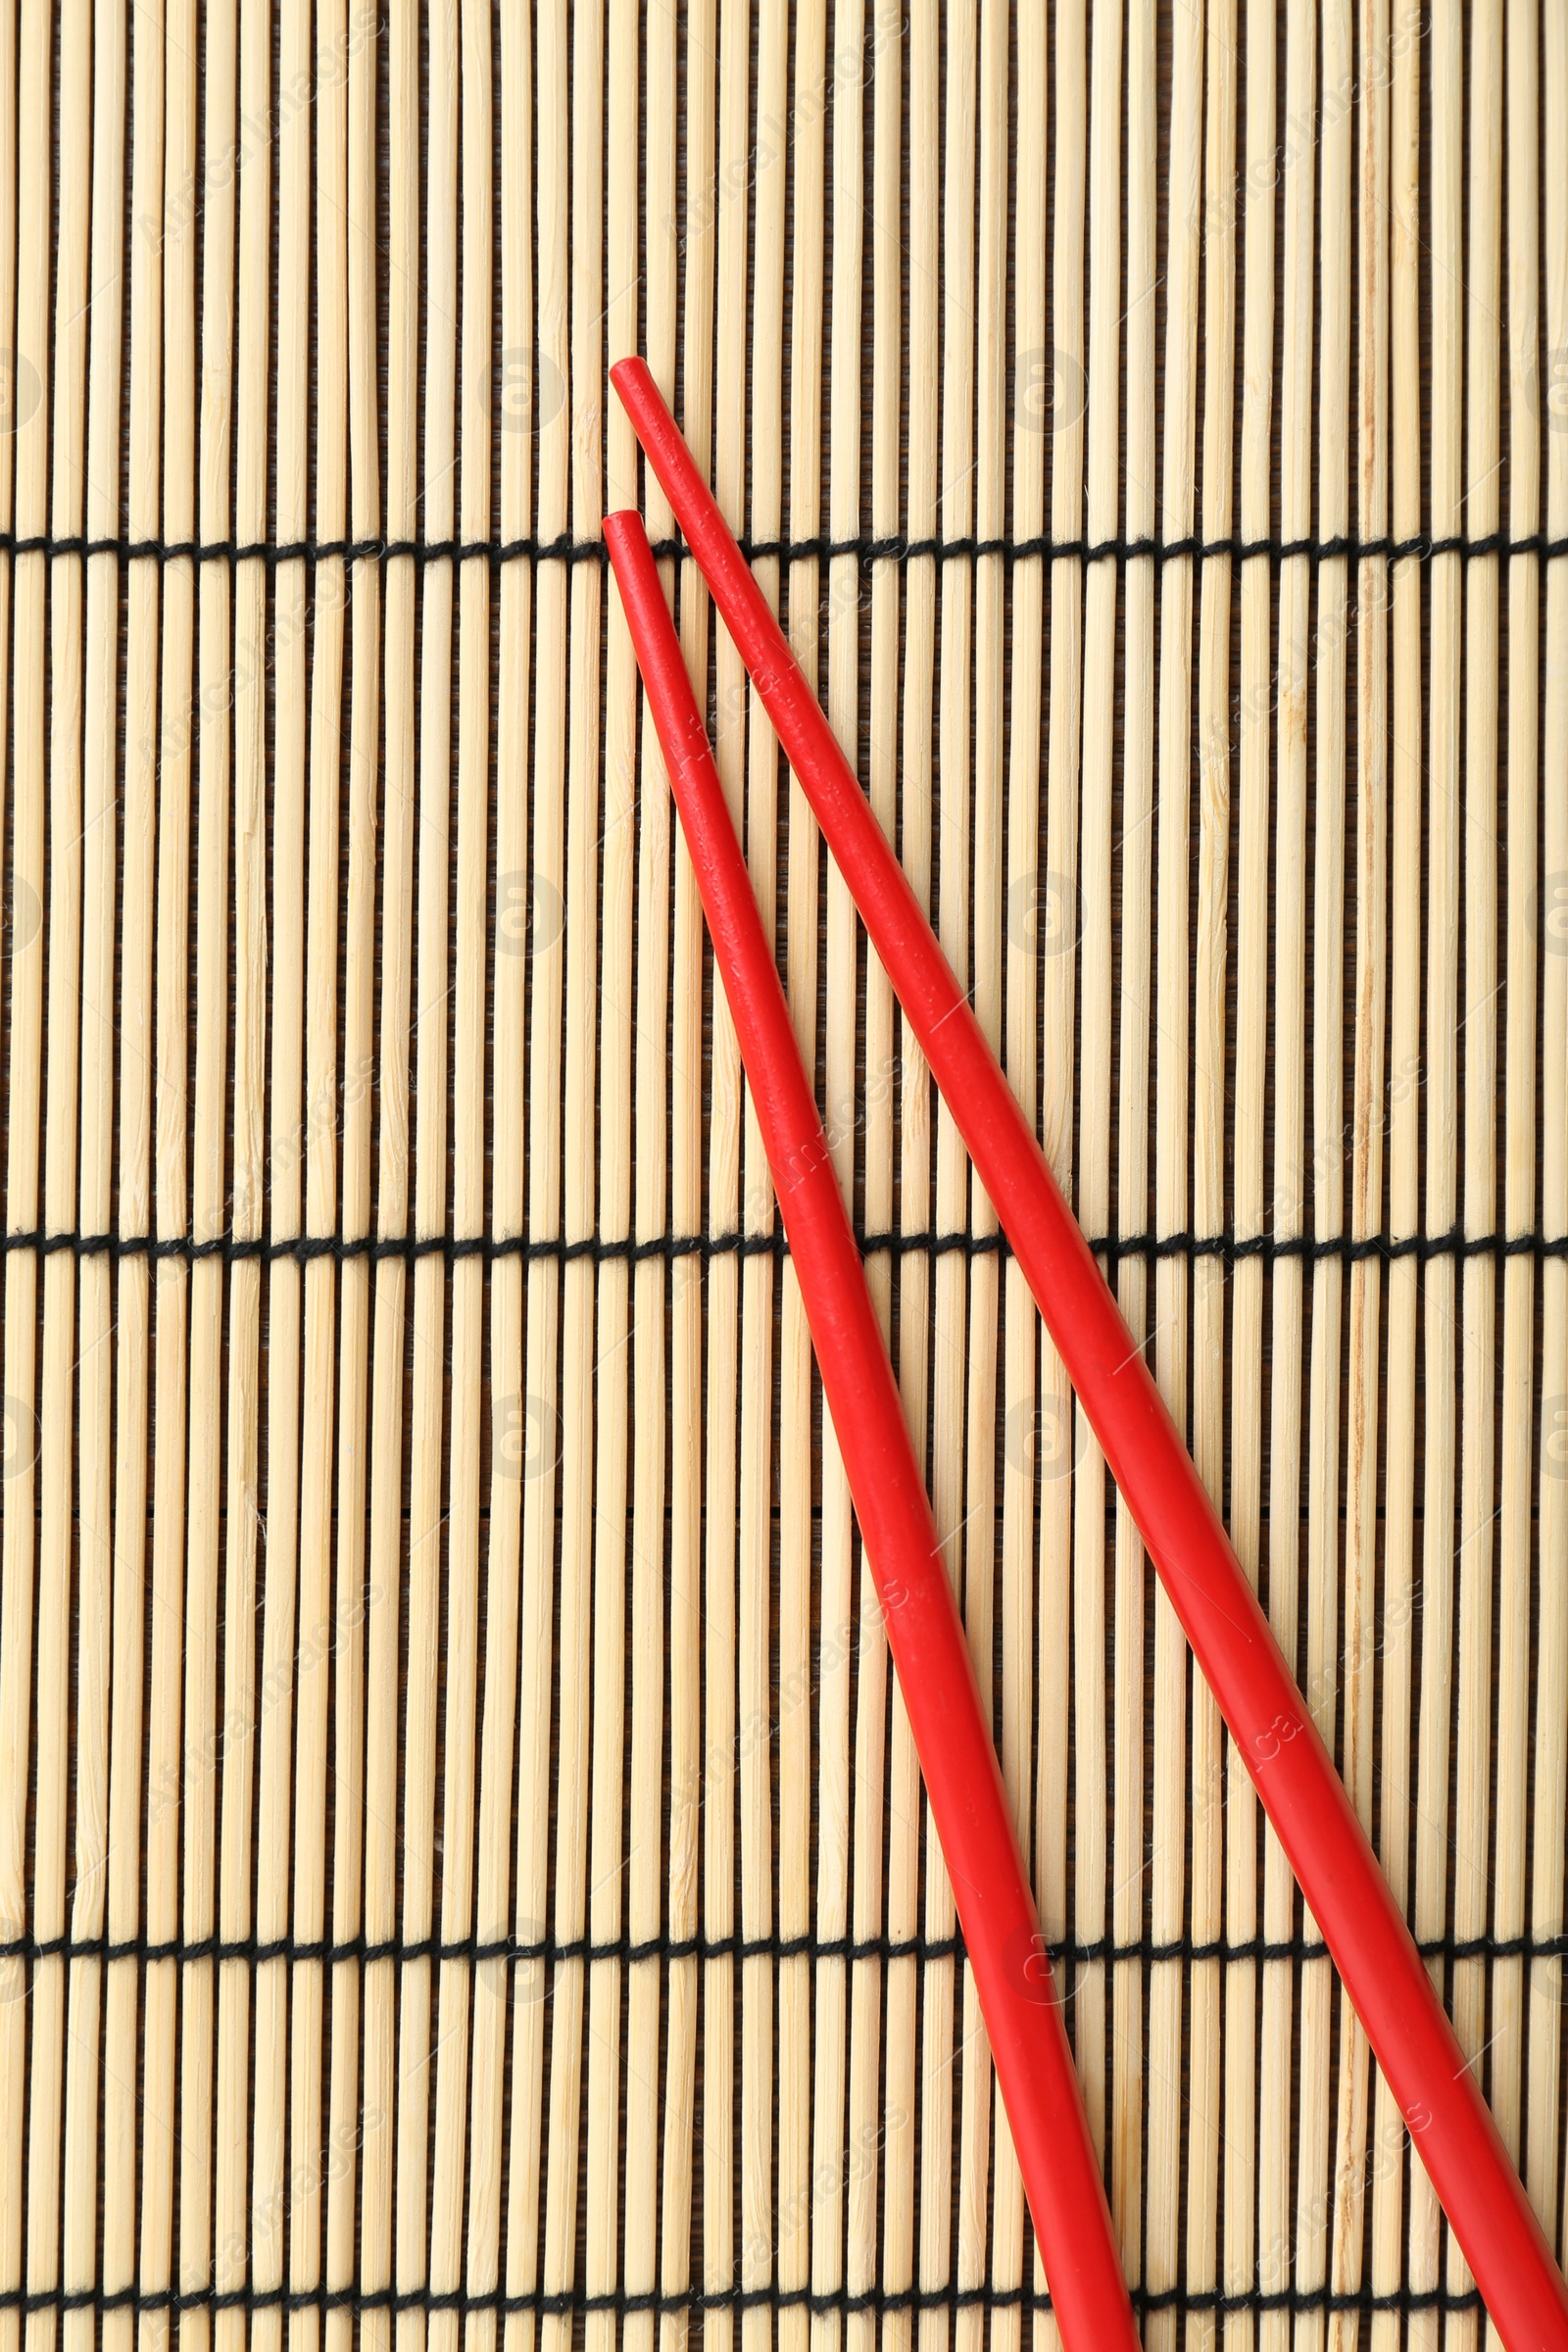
[[0, 2280, 1488, 2321], [4, 523, 1567, 569], [1, 1222, 1564, 1273], [0, 2280, 1489, 2322], [3, 1923, 1563, 1971]]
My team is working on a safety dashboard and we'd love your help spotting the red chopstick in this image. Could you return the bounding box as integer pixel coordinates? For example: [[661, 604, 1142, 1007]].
[[604, 510, 1140, 2352], [609, 356, 1568, 2352]]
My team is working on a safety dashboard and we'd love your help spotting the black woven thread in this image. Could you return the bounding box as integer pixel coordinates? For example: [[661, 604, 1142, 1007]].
[[3, 1923, 1563, 1970], [2, 1223, 1565, 1273], [5, 524, 1567, 568], [0, 2280, 1486, 2321]]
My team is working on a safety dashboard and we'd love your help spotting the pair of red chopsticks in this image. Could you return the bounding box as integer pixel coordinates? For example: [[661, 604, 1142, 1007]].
[[604, 357, 1568, 2352]]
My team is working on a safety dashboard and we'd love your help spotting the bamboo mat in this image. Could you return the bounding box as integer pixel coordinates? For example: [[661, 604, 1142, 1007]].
[[0, 0, 1565, 2342]]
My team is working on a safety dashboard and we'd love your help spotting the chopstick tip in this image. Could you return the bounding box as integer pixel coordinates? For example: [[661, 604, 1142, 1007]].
[[602, 509, 647, 564], [610, 354, 648, 407]]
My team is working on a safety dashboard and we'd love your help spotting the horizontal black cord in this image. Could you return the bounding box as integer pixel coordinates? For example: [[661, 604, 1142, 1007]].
[[3, 524, 1566, 569], [0, 2279, 1486, 2320], [2, 1222, 1564, 1272], [3, 1923, 1561, 1970]]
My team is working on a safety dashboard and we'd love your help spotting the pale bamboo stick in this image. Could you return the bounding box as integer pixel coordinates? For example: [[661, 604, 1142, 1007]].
[[0, 0, 12, 1088], [958, 4, 1005, 2332], [396, 0, 460, 2330], [851, 0, 911, 2295], [307, 0, 365, 2332], [1409, 6, 1464, 2340], [1325, 0, 1391, 2330], [884, 9, 937, 2344], [1263, 0, 1318, 2336], [1490, 0, 1543, 2225], [0, 0, 24, 2307], [174, 0, 240, 2331], [1036, 0, 1087, 2333], [253, 0, 311, 2316], [1187, 0, 1238, 2328], [1527, 0, 1568, 2259], [103, 11, 164, 2351], [1304, 0, 1355, 2318], [1449, 21, 1504, 2333], [1075, 0, 1124, 2204], [542, 0, 607, 2331], [324, 1, 383, 2338], [699, 7, 751, 2340], [136, 0, 201, 2330], [0, 0, 46, 2302], [1368, 4, 1425, 2334], [213, 0, 270, 2326], [775, 0, 828, 2333], [290, 0, 350, 2332], [470, 0, 534, 2340], [846, 15, 902, 2352], [62, 0, 127, 2338], [1147, 5, 1203, 2341], [1476, 0, 1542, 2295], [658, 3, 715, 2335], [424, 0, 495, 2336], [361, 0, 419, 2342], [1224, 0, 1279, 2314], [25, 0, 92, 2333], [735, 12, 787, 2343], [993, 5, 1046, 2341], [250, 0, 305, 2258], [1110, 0, 1154, 2285], [619, 13, 676, 2341], [919, 5, 977, 2336], [0, 0, 13, 1341], [783, 0, 826, 1125], [846, 331, 893, 2295], [583, 0, 637, 2339], [0, 0, 13, 1838], [808, 0, 859, 2332]]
